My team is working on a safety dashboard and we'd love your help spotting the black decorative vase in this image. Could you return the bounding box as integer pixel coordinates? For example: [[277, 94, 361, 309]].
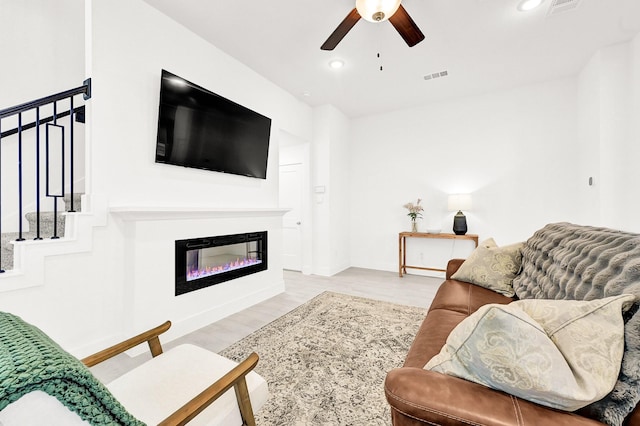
[[453, 211, 467, 235]]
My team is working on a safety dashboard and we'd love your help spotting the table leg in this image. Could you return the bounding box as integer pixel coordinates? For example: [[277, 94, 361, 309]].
[[398, 235, 403, 277], [402, 236, 407, 276]]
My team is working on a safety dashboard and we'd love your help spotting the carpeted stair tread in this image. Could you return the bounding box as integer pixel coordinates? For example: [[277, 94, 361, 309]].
[[1, 212, 68, 271], [63, 193, 82, 211]]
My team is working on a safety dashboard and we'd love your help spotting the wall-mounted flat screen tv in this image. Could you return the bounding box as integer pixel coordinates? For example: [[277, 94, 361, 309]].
[[155, 70, 272, 179]]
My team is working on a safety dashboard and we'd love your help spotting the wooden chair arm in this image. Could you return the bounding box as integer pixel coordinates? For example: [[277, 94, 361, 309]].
[[81, 322, 261, 425], [81, 321, 171, 367], [158, 352, 260, 426]]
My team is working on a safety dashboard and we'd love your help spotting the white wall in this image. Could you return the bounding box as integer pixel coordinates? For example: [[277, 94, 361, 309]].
[[0, 0, 84, 110], [0, 0, 86, 232], [630, 34, 640, 230], [0, 0, 313, 355], [88, 0, 312, 208], [84, 0, 312, 346], [349, 34, 640, 275], [349, 78, 586, 274], [312, 105, 351, 276], [577, 51, 603, 226], [577, 36, 640, 233], [328, 107, 351, 275]]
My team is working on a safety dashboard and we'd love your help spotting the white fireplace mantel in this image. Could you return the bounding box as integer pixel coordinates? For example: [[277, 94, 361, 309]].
[[112, 204, 287, 347], [109, 206, 290, 221]]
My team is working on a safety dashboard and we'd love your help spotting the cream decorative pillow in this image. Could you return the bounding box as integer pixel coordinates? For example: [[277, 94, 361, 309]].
[[425, 294, 635, 411], [451, 238, 523, 297]]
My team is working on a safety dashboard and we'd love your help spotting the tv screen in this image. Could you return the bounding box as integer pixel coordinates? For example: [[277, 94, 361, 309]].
[[155, 70, 272, 179]]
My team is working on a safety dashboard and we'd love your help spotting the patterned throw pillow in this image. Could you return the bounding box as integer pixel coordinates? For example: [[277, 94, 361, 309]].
[[425, 294, 636, 411], [451, 238, 523, 297]]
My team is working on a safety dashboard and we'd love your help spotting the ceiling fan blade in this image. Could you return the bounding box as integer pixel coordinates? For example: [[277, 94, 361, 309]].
[[321, 8, 361, 51], [389, 5, 425, 47]]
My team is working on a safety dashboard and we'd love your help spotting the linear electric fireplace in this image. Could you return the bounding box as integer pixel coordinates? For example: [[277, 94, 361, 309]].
[[175, 231, 267, 296]]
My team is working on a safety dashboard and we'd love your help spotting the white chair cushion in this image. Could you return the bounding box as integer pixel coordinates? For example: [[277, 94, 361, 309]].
[[0, 390, 90, 426], [106, 344, 268, 426]]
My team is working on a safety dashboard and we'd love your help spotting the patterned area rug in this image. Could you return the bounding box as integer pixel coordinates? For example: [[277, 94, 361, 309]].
[[219, 291, 427, 425]]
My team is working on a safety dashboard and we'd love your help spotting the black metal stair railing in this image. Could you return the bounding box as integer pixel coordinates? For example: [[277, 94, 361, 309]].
[[0, 79, 91, 273]]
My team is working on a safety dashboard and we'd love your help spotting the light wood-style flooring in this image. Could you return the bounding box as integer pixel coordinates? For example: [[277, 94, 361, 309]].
[[91, 268, 442, 382]]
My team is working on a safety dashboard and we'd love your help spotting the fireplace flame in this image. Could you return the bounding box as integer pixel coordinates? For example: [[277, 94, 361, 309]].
[[187, 257, 262, 282]]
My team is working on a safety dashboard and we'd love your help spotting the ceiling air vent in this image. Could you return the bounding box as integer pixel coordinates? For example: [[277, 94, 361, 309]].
[[424, 70, 449, 81], [548, 0, 581, 15]]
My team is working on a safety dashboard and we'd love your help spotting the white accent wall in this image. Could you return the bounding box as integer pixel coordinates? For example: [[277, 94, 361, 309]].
[[349, 77, 587, 274], [0, 0, 313, 355], [83, 0, 312, 348]]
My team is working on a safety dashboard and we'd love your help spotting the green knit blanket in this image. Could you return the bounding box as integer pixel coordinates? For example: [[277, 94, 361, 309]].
[[0, 311, 145, 425]]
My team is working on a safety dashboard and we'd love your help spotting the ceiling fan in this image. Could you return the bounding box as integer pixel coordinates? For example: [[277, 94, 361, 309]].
[[321, 0, 425, 51]]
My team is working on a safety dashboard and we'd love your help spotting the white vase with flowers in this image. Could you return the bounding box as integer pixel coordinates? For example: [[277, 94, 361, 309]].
[[403, 199, 424, 233]]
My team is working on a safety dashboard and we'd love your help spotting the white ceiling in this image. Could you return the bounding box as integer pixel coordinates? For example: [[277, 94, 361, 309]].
[[142, 0, 640, 118]]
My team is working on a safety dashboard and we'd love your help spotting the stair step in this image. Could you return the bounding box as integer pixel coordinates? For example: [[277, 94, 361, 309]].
[[25, 212, 66, 236], [1, 212, 68, 271], [1, 193, 83, 271], [63, 193, 82, 212], [1, 231, 42, 271]]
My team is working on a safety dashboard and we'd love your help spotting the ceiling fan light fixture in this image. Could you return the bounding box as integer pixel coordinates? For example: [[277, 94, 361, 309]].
[[356, 0, 402, 23], [329, 59, 345, 69], [517, 0, 544, 11]]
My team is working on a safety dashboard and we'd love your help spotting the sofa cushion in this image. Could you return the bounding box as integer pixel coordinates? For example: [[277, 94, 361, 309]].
[[405, 279, 512, 369], [451, 238, 523, 297], [425, 294, 635, 412], [428, 279, 513, 317]]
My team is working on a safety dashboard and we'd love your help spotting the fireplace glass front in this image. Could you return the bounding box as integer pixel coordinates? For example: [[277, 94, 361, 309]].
[[175, 231, 267, 295]]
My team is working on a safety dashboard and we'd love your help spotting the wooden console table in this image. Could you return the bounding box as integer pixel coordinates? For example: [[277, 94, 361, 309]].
[[399, 232, 479, 277]]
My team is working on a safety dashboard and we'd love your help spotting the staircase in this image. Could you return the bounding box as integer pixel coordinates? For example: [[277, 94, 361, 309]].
[[0, 194, 82, 271], [0, 81, 90, 274]]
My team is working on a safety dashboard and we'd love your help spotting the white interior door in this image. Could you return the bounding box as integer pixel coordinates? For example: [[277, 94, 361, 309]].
[[279, 163, 303, 271]]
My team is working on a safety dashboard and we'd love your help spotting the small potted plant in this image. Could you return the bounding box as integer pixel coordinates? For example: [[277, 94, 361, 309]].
[[403, 199, 423, 232]]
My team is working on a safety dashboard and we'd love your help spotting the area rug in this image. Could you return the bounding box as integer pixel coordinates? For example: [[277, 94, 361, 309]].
[[219, 291, 427, 425]]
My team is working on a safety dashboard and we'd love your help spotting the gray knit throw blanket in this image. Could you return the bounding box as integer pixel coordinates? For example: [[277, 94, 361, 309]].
[[512, 222, 640, 426]]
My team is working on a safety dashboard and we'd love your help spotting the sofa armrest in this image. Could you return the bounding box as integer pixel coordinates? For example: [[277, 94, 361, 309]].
[[385, 368, 604, 426], [445, 259, 466, 280]]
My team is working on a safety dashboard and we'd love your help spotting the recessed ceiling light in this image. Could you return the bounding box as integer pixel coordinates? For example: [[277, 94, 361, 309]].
[[328, 59, 345, 69], [518, 0, 544, 11]]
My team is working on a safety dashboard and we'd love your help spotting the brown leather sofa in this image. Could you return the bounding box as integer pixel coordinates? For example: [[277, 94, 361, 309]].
[[384, 258, 640, 426]]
